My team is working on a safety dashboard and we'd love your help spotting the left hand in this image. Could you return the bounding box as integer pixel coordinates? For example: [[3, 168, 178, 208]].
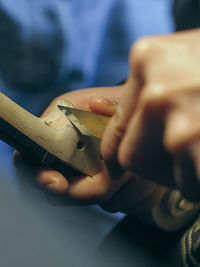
[[14, 86, 166, 213]]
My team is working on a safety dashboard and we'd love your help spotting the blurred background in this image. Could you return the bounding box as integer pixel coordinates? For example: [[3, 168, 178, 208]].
[[0, 0, 174, 266]]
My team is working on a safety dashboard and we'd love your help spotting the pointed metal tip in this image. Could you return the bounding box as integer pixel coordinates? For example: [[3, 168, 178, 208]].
[[57, 105, 67, 111], [57, 105, 72, 119]]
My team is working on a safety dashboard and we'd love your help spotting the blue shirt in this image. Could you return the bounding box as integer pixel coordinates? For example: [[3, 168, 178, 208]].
[[0, 0, 174, 180], [0, 0, 174, 111]]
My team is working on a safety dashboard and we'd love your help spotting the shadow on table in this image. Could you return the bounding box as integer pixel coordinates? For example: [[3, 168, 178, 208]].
[[92, 215, 184, 267]]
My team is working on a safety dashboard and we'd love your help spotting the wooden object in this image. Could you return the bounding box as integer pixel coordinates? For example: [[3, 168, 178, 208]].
[[0, 92, 104, 175]]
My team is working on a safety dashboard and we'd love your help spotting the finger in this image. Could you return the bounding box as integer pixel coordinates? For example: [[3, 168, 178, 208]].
[[66, 168, 129, 204], [37, 169, 69, 194], [89, 96, 118, 116], [101, 77, 142, 177], [164, 103, 200, 199], [101, 172, 166, 213], [14, 150, 70, 194], [174, 141, 200, 202], [41, 86, 125, 118], [38, 167, 128, 204]]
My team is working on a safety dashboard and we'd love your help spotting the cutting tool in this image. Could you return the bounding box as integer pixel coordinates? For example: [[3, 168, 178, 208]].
[[0, 92, 110, 176], [1, 92, 200, 231]]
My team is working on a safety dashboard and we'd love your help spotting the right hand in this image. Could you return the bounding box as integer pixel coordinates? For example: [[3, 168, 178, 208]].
[[101, 28, 200, 202]]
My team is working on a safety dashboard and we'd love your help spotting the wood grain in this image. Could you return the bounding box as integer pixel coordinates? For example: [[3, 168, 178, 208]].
[[0, 93, 103, 175]]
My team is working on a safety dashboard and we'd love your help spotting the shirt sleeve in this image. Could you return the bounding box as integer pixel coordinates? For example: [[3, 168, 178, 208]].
[[0, 0, 70, 95]]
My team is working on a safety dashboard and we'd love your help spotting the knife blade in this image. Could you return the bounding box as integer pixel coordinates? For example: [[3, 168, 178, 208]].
[[58, 105, 110, 139], [0, 92, 107, 175]]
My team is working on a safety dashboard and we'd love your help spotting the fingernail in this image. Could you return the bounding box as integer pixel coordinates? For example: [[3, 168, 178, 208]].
[[96, 95, 119, 104], [97, 96, 118, 111]]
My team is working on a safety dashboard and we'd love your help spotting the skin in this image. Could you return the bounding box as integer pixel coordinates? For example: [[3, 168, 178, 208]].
[[101, 28, 200, 202], [14, 86, 165, 214], [14, 28, 200, 214]]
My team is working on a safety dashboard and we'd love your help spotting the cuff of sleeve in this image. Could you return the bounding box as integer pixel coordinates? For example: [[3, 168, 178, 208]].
[[135, 190, 200, 232]]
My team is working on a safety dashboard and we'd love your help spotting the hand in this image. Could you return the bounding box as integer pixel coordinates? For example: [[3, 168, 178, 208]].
[[14, 86, 166, 213], [101, 29, 200, 202]]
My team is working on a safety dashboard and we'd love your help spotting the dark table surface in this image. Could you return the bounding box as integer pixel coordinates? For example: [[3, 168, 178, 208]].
[[0, 143, 171, 267]]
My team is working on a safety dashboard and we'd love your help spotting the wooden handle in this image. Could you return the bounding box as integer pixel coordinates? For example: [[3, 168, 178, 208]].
[[0, 92, 52, 161], [0, 93, 103, 175]]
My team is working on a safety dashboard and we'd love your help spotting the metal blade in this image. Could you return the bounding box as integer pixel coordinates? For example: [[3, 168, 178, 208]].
[[58, 105, 110, 139]]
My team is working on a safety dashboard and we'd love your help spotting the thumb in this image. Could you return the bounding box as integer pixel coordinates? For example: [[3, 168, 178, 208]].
[[89, 95, 118, 116]]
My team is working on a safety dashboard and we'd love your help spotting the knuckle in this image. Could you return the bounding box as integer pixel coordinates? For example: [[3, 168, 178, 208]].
[[164, 114, 200, 154], [130, 37, 156, 70], [131, 37, 154, 58], [164, 130, 196, 156], [163, 130, 183, 154], [140, 82, 170, 110]]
